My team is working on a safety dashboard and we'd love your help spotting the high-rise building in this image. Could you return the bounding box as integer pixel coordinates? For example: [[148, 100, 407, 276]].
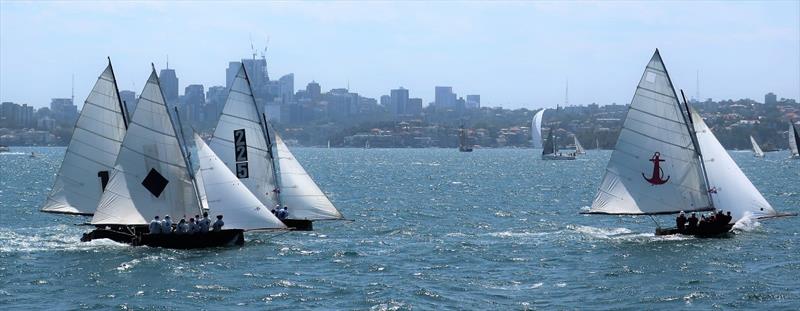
[[205, 86, 227, 124], [50, 98, 77, 125], [242, 57, 268, 89], [1, 102, 19, 127], [765, 92, 777, 105], [226, 61, 241, 88], [184, 84, 205, 122], [435, 86, 456, 109], [278, 74, 294, 104], [119, 90, 137, 114], [159, 68, 179, 104], [390, 87, 409, 115], [407, 98, 423, 116], [380, 95, 391, 108], [306, 81, 321, 101], [466, 95, 480, 109]]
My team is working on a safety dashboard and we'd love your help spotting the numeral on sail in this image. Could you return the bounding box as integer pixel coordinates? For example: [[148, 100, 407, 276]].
[[97, 171, 110, 191], [233, 129, 249, 178], [236, 162, 249, 178]]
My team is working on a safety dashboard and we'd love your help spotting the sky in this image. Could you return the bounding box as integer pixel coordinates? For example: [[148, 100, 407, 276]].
[[1, 1, 799, 110]]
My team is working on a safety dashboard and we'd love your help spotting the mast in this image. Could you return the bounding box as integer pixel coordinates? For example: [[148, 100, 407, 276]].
[[152, 63, 204, 215], [680, 89, 714, 210], [107, 57, 129, 129], [241, 63, 282, 206]]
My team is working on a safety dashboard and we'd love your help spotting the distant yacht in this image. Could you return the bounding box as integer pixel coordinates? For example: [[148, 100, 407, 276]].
[[458, 125, 473, 152], [584, 49, 794, 237], [0, 145, 9, 153], [573, 136, 586, 155], [531, 109, 546, 149], [541, 127, 575, 160], [789, 122, 799, 159], [750, 135, 764, 158]]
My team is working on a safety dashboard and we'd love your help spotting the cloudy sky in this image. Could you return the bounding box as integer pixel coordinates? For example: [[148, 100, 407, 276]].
[[1, 1, 798, 109]]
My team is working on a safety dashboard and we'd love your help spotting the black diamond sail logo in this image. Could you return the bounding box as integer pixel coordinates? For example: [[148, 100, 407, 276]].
[[142, 168, 169, 198]]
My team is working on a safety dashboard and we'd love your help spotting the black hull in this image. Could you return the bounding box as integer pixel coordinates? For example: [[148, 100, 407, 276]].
[[82, 228, 245, 249], [655, 223, 734, 238], [282, 219, 314, 231]]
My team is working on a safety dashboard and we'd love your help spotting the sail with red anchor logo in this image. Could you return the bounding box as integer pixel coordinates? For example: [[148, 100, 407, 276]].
[[586, 49, 713, 215]]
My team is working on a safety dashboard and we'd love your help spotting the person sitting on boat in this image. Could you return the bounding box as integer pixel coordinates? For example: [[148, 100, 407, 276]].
[[278, 206, 289, 220], [199, 212, 211, 233], [149, 216, 162, 234], [176, 219, 189, 234], [687, 212, 698, 230], [725, 211, 733, 224], [188, 218, 199, 234], [212, 215, 224, 232], [676, 211, 687, 231], [161, 215, 173, 234]]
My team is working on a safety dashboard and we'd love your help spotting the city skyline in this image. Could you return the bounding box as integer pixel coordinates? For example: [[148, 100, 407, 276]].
[[1, 1, 799, 109]]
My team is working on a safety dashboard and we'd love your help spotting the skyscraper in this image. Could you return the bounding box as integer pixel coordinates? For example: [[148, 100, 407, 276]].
[[390, 87, 409, 115], [466, 95, 480, 109], [765, 92, 777, 105], [278, 74, 294, 104], [306, 81, 321, 101], [226, 61, 241, 88], [435, 86, 456, 109], [183, 84, 205, 122], [407, 98, 423, 116], [159, 68, 179, 104], [119, 90, 136, 114]]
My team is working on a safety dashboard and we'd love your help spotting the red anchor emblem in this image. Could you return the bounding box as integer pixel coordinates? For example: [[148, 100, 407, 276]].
[[642, 152, 670, 185]]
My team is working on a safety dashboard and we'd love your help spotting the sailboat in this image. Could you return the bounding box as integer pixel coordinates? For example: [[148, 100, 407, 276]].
[[574, 136, 586, 155], [82, 65, 286, 248], [789, 123, 799, 159], [584, 49, 794, 236], [530, 109, 546, 149], [41, 58, 129, 216], [750, 135, 764, 158], [209, 63, 343, 231], [541, 127, 575, 160], [458, 125, 473, 152]]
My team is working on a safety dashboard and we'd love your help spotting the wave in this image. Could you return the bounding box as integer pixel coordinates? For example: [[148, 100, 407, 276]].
[[0, 226, 128, 253], [732, 212, 762, 232]]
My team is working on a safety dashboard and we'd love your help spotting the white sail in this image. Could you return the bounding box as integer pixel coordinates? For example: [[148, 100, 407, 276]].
[[750, 135, 764, 157], [531, 109, 546, 148], [42, 61, 127, 215], [574, 136, 586, 154], [692, 109, 776, 221], [209, 64, 280, 210], [92, 69, 201, 225], [194, 134, 286, 230], [275, 135, 343, 220], [588, 50, 712, 215], [789, 123, 799, 157]]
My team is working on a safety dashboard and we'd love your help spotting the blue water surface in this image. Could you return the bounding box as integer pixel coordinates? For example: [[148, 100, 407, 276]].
[[1, 147, 798, 310]]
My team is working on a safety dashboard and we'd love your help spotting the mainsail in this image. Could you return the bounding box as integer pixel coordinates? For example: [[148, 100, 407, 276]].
[[691, 109, 776, 221], [542, 128, 556, 156], [42, 60, 128, 215], [750, 135, 764, 157], [92, 68, 201, 225], [209, 64, 280, 209], [531, 109, 546, 148], [574, 136, 586, 154], [587, 50, 712, 215], [789, 123, 799, 158], [275, 135, 343, 220], [194, 134, 286, 230]]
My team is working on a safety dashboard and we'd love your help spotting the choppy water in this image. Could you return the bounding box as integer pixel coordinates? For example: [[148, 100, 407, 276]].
[[1, 147, 798, 309]]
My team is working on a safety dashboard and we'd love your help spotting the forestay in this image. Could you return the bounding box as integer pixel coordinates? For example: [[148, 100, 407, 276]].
[[42, 61, 127, 215], [209, 64, 280, 209], [531, 109, 546, 149], [194, 134, 286, 230], [750, 135, 764, 157], [691, 109, 776, 221], [275, 135, 343, 220], [588, 50, 712, 215], [92, 69, 201, 225]]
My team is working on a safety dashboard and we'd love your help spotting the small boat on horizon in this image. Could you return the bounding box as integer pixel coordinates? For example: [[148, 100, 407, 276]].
[[789, 122, 799, 159], [750, 135, 764, 158], [458, 124, 473, 152]]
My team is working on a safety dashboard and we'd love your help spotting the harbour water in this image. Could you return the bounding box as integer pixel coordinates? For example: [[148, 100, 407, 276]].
[[1, 147, 798, 309]]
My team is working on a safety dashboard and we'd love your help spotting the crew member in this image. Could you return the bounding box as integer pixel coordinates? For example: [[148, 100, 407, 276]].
[[687, 212, 699, 230], [278, 206, 289, 220], [676, 211, 687, 231], [149, 216, 162, 234], [176, 219, 189, 234], [212, 215, 224, 232], [161, 215, 173, 234], [188, 218, 199, 234], [199, 212, 211, 233]]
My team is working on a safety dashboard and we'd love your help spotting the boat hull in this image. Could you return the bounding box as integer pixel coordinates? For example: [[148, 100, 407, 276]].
[[82, 228, 245, 249], [542, 153, 576, 160], [282, 219, 314, 231], [655, 223, 734, 237]]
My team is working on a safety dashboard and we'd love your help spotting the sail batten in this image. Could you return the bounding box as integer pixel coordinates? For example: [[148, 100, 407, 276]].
[[41, 62, 128, 215], [588, 50, 710, 215]]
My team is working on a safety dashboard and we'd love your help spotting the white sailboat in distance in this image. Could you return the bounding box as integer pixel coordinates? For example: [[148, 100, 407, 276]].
[[789, 123, 799, 159], [750, 135, 764, 158], [531, 109, 546, 149]]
